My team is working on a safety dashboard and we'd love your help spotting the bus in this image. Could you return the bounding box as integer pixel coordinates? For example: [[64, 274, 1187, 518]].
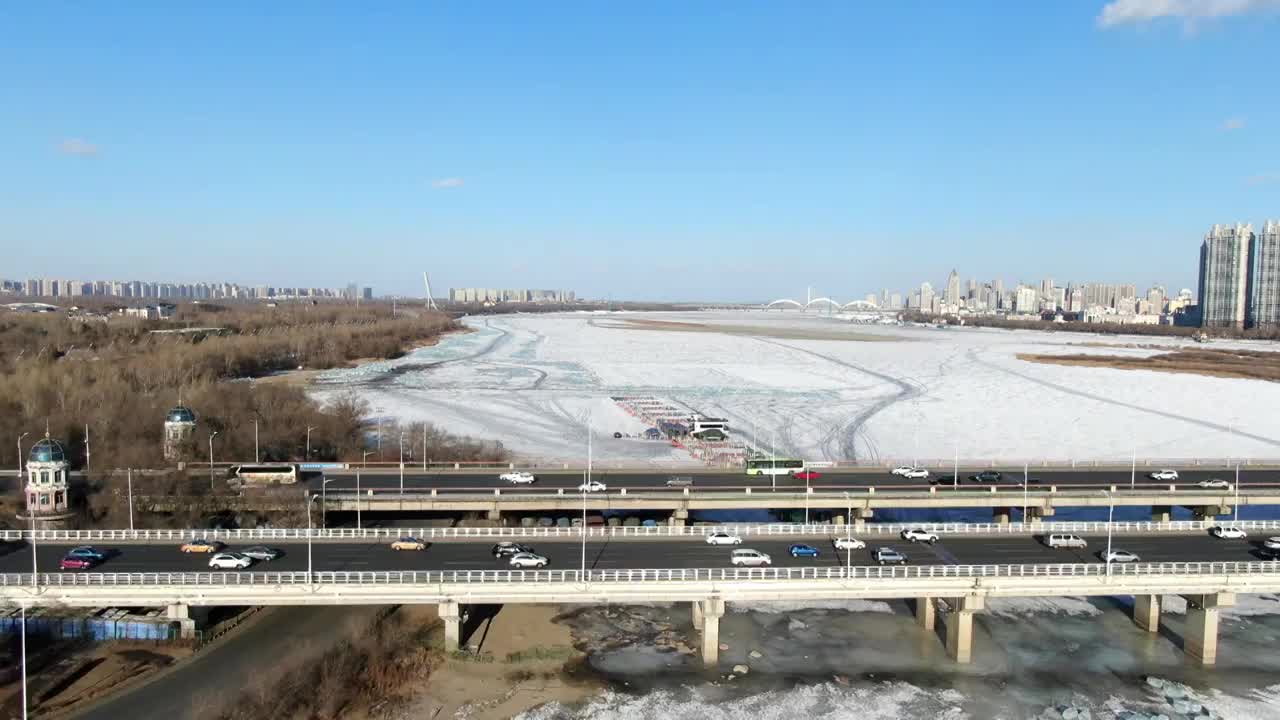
[[745, 458, 805, 476], [229, 463, 299, 485]]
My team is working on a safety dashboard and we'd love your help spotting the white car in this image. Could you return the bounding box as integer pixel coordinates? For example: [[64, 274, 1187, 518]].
[[1211, 526, 1248, 539], [500, 471, 537, 484], [890, 466, 915, 476], [832, 537, 866, 551], [902, 468, 930, 480], [1264, 537, 1280, 550], [208, 552, 253, 570], [729, 549, 772, 567], [1197, 478, 1229, 489], [508, 552, 549, 568], [1103, 550, 1140, 563], [705, 532, 743, 546], [1149, 469, 1179, 481], [577, 480, 607, 493], [1044, 534, 1087, 549], [900, 528, 939, 544]]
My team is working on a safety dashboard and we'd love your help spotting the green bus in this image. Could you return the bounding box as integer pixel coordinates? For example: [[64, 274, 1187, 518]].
[[745, 457, 805, 476]]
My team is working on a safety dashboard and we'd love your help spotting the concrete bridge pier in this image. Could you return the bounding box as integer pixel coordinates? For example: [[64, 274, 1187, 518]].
[[944, 596, 984, 663], [1151, 505, 1173, 523], [669, 509, 689, 527], [696, 598, 725, 667], [486, 509, 502, 522], [1189, 505, 1230, 522], [1183, 592, 1235, 665], [914, 597, 936, 631], [852, 508, 873, 529], [439, 601, 462, 652], [1133, 594, 1160, 632], [167, 603, 196, 639], [992, 508, 1012, 525]]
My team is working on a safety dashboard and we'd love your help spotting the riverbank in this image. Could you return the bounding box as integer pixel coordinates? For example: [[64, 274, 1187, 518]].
[[255, 326, 471, 388]]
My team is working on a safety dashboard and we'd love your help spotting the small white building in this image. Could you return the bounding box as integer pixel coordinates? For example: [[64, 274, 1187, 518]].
[[20, 434, 76, 528]]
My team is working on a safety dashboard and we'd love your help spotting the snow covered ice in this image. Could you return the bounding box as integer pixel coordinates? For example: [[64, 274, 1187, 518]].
[[312, 310, 1280, 465]]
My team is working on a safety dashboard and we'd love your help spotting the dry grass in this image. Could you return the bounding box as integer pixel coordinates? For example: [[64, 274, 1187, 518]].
[[1017, 348, 1280, 382]]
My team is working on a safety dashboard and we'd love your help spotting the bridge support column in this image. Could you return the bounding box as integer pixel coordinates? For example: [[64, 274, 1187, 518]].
[[1134, 594, 1160, 633], [486, 509, 502, 522], [853, 509, 873, 529], [439, 601, 462, 652], [692, 600, 704, 631], [698, 598, 725, 668], [832, 514, 845, 526], [1151, 505, 1173, 523], [992, 508, 1011, 525], [669, 509, 688, 527], [167, 603, 196, 639], [1183, 593, 1235, 665], [1189, 505, 1229, 522], [914, 597, 935, 631], [944, 596, 983, 663]]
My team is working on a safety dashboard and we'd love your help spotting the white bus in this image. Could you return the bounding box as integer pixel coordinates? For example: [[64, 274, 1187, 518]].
[[688, 415, 730, 434], [745, 458, 805, 476], [230, 463, 299, 485]]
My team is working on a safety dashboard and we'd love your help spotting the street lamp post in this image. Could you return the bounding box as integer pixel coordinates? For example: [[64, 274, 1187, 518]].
[[1105, 490, 1115, 576], [359, 450, 374, 528], [306, 426, 316, 459], [843, 492, 852, 573], [1130, 446, 1136, 490], [953, 440, 958, 486], [320, 477, 336, 528], [399, 433, 405, 495], [17, 431, 29, 483], [582, 422, 591, 580], [209, 427, 220, 489], [305, 493, 322, 583], [20, 604, 28, 720], [127, 468, 134, 531], [254, 419, 259, 463], [84, 424, 90, 477], [771, 427, 777, 492], [1234, 463, 1241, 524]]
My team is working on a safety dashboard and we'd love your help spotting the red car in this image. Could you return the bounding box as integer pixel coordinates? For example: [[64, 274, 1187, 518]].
[[59, 556, 95, 570], [793, 470, 822, 481]]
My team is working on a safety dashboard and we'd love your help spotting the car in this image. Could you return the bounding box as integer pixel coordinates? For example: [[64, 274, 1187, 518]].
[[793, 470, 822, 481], [832, 537, 866, 551], [1210, 526, 1247, 539], [789, 543, 820, 558], [1197, 478, 1230, 489], [665, 476, 694, 487], [1264, 537, 1280, 550], [65, 546, 107, 562], [240, 546, 281, 561], [1103, 550, 1140, 563], [1149, 469, 1179, 481], [1260, 547, 1280, 560], [1044, 534, 1088, 549], [492, 542, 536, 558], [577, 480, 607, 492], [59, 555, 96, 570], [508, 552, 548, 568], [180, 539, 224, 553], [500, 471, 537, 484], [729, 549, 772, 567], [890, 466, 915, 476], [873, 547, 909, 565], [900, 528, 939, 544], [390, 536, 428, 551], [969, 470, 1002, 483], [705, 532, 743, 546], [902, 468, 930, 480], [208, 552, 253, 570], [1021, 476, 1043, 486], [613, 432, 623, 439]]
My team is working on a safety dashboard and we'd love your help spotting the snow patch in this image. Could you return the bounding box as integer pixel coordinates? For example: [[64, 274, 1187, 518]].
[[730, 599, 895, 614], [1160, 593, 1280, 618], [986, 597, 1102, 618]]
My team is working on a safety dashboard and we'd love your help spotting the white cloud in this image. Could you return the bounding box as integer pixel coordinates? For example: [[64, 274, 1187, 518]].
[[431, 177, 464, 189], [58, 138, 99, 157], [1221, 116, 1247, 131], [1098, 0, 1280, 28]]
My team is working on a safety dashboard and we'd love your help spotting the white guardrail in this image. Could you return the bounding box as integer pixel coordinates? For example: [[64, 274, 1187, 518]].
[[5, 519, 1280, 543], [3, 561, 1280, 587]]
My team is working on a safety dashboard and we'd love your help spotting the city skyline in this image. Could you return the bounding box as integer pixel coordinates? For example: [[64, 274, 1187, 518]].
[[4, 4, 1279, 299]]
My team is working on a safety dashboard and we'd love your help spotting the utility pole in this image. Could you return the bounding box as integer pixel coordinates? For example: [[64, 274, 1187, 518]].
[[84, 424, 90, 476], [127, 468, 134, 531], [254, 419, 259, 463]]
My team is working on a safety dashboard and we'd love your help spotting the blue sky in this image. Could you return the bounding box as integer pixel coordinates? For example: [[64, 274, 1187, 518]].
[[3, 1, 1278, 301]]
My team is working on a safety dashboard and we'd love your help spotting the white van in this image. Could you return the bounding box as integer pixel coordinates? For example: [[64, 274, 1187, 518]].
[[730, 549, 772, 567], [1044, 534, 1087, 549]]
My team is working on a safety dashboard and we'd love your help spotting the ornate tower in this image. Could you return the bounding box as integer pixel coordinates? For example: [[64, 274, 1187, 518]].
[[20, 434, 76, 529], [164, 405, 197, 461]]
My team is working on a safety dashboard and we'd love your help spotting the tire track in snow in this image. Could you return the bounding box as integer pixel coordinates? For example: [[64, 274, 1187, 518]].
[[966, 348, 1280, 448], [752, 338, 922, 461]]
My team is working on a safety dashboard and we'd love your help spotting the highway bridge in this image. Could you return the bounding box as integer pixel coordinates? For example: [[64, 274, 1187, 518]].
[[2, 520, 1278, 666], [312, 467, 1280, 523]]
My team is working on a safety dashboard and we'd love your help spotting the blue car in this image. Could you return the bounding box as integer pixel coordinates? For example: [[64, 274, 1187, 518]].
[[66, 546, 107, 562], [789, 543, 820, 558]]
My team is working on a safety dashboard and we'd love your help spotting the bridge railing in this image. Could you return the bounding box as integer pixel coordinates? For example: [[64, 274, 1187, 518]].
[[4, 519, 1280, 543], [3, 561, 1279, 587]]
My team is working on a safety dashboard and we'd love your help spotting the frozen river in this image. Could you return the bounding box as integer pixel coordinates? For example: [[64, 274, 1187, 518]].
[[312, 311, 1280, 466]]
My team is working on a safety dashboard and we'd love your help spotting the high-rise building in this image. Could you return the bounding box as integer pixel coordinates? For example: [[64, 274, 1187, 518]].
[[1040, 278, 1054, 300], [1198, 223, 1253, 328], [944, 270, 960, 307], [1253, 220, 1280, 329], [1014, 286, 1038, 314], [919, 282, 935, 313]]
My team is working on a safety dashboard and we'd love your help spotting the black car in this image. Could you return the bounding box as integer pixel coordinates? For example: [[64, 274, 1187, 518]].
[[970, 470, 1002, 483], [492, 542, 535, 558]]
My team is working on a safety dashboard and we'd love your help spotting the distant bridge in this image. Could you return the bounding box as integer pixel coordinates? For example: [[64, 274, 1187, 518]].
[[764, 298, 887, 312]]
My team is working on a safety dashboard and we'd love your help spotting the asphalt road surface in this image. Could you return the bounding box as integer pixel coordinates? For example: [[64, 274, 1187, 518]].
[[6, 531, 1277, 575], [315, 467, 1279, 495]]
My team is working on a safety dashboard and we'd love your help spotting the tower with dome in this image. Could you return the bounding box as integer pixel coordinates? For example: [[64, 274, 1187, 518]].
[[20, 433, 77, 528], [163, 405, 197, 462]]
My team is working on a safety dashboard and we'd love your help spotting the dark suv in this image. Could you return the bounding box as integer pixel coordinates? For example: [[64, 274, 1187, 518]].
[[492, 542, 535, 558], [970, 470, 1002, 483]]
